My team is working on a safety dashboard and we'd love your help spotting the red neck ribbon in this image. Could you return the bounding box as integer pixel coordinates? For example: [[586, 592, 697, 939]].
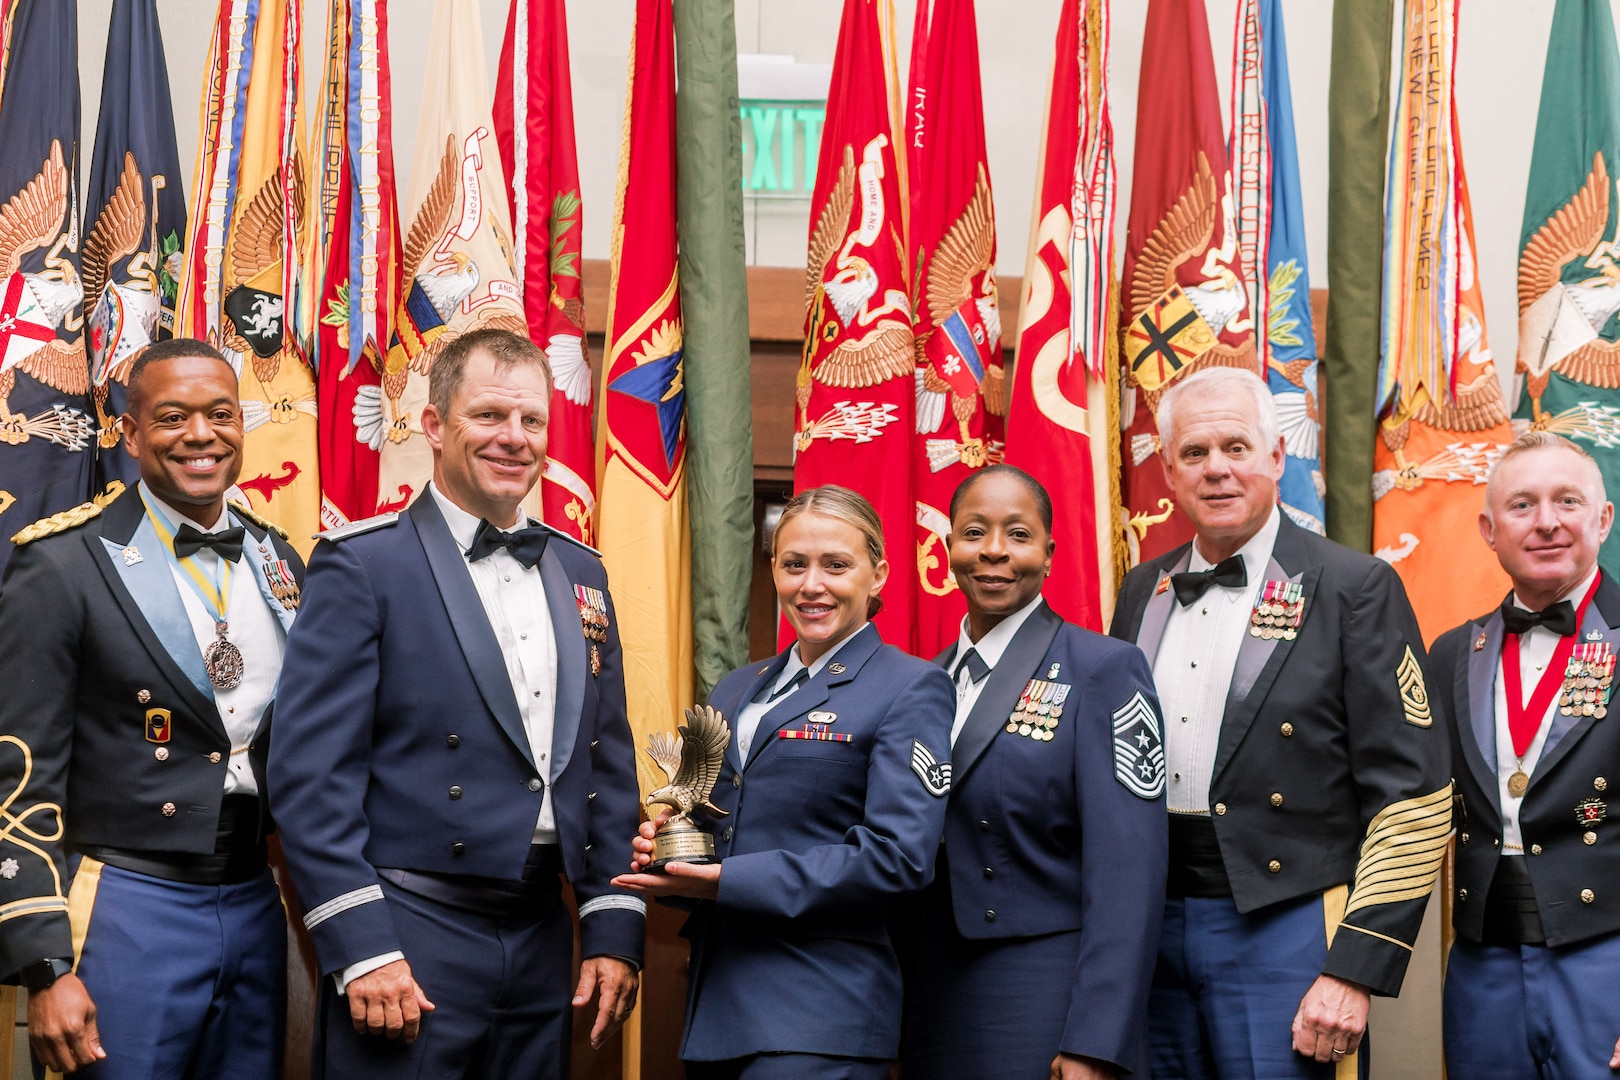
[[1502, 573, 1603, 758]]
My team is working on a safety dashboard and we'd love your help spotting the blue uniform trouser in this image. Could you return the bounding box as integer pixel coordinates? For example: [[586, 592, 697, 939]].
[[316, 878, 574, 1080], [1149, 894, 1368, 1080], [684, 1055, 890, 1080], [1444, 931, 1620, 1078], [51, 860, 286, 1080]]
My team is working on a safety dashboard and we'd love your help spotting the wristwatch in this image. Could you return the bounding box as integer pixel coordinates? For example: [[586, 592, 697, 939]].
[[19, 958, 72, 991]]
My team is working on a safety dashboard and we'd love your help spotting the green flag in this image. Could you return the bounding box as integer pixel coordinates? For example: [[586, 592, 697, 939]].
[[675, 0, 754, 697], [1516, 0, 1620, 568], [1323, 0, 1394, 551]]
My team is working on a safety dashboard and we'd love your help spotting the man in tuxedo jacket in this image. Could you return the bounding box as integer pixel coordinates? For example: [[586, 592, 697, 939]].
[[0, 339, 304, 1078], [1431, 432, 1620, 1077], [1110, 367, 1449, 1079], [270, 329, 643, 1079]]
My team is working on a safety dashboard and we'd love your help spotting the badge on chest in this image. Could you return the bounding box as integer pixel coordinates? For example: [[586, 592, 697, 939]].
[[1560, 641, 1614, 720], [1250, 580, 1303, 640], [1006, 678, 1070, 741], [574, 584, 609, 676]]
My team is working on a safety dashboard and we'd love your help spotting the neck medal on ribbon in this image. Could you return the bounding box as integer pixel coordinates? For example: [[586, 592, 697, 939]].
[[574, 584, 608, 677], [143, 493, 243, 690], [1561, 642, 1614, 720], [1007, 678, 1070, 742], [1250, 580, 1303, 640]]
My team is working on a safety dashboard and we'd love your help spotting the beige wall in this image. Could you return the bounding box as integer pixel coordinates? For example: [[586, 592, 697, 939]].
[[69, 2, 1600, 1074]]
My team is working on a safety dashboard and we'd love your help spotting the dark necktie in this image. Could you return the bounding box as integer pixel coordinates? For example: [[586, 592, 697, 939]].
[[954, 648, 990, 685], [1501, 597, 1577, 637], [173, 523, 246, 563], [1171, 555, 1247, 606], [467, 519, 550, 569], [767, 668, 810, 703]]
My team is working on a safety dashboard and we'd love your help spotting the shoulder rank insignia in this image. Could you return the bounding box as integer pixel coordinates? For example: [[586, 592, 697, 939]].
[[910, 741, 951, 796], [1560, 642, 1614, 720], [1250, 580, 1303, 640], [10, 499, 106, 545], [1397, 645, 1432, 727], [228, 500, 289, 540], [316, 512, 399, 542], [1112, 690, 1165, 799], [544, 524, 602, 558], [1007, 678, 1070, 741]]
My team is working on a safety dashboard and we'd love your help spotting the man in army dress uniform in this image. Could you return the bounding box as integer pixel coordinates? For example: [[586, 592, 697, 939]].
[[0, 338, 304, 1078], [1111, 367, 1450, 1078], [1431, 432, 1620, 1077]]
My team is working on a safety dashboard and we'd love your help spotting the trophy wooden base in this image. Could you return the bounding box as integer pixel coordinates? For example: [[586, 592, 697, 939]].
[[649, 819, 718, 871]]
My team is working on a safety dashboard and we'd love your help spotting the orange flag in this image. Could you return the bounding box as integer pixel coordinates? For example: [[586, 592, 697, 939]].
[[793, 0, 916, 650]]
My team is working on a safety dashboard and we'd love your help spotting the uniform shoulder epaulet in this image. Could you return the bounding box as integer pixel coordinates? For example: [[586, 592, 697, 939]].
[[228, 500, 290, 540], [10, 500, 106, 545], [542, 523, 602, 558], [316, 512, 400, 543]]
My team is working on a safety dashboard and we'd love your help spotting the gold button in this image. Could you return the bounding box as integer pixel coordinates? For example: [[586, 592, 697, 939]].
[[1214, 803, 1227, 816], [1279, 722, 1293, 737], [1270, 792, 1284, 807], [1597, 777, 1609, 793], [1531, 844, 1543, 855], [137, 689, 151, 704], [1459, 888, 1468, 901], [1460, 833, 1469, 844], [1585, 831, 1598, 845], [1268, 860, 1282, 873], [153, 747, 168, 762], [209, 752, 222, 764], [1582, 889, 1596, 904], [161, 802, 176, 817]]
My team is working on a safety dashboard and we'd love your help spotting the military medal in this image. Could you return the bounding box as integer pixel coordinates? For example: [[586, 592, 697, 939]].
[[1503, 576, 1603, 801], [205, 621, 244, 689], [1508, 770, 1530, 799], [780, 710, 852, 743], [141, 491, 248, 694], [574, 585, 609, 677], [1249, 580, 1303, 640], [264, 556, 301, 611], [1559, 642, 1614, 719], [1006, 678, 1070, 741]]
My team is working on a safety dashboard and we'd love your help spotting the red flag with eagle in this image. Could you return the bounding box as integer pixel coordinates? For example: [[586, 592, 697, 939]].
[[495, 0, 595, 544], [177, 0, 319, 553], [596, 0, 691, 797], [311, 0, 401, 528], [907, 0, 1005, 657], [376, 0, 528, 516], [794, 0, 916, 651], [1003, 0, 1123, 631], [0, 0, 92, 578], [1120, 0, 1257, 564]]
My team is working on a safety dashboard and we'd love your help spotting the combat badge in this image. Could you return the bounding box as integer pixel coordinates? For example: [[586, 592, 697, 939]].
[[910, 741, 952, 796], [575, 584, 608, 676], [264, 556, 300, 611], [1006, 678, 1070, 741], [1559, 642, 1614, 720], [145, 708, 171, 744], [1577, 797, 1608, 828], [1249, 580, 1303, 640], [1113, 691, 1165, 799]]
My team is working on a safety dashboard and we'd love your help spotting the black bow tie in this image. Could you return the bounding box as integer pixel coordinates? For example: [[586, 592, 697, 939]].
[[467, 520, 549, 569], [1171, 556, 1247, 606], [1501, 597, 1578, 638], [173, 523, 246, 563]]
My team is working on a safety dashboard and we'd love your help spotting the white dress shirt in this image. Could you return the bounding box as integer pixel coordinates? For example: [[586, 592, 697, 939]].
[[1493, 567, 1598, 854], [146, 493, 285, 797], [1154, 507, 1281, 814], [734, 623, 868, 762], [947, 593, 1045, 745]]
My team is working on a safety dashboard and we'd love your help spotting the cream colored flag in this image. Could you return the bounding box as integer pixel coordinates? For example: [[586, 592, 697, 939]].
[[377, 0, 528, 512]]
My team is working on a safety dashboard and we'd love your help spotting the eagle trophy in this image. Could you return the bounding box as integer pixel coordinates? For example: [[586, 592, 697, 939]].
[[644, 705, 732, 869]]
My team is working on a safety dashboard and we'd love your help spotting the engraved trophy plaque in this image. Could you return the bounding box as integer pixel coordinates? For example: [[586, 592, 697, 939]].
[[644, 705, 732, 870]]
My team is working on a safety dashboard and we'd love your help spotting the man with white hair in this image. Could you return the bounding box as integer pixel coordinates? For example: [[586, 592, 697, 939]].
[[1110, 367, 1450, 1079], [1429, 431, 1620, 1077]]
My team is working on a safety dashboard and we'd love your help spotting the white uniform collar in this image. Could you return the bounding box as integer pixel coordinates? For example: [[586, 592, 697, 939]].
[[782, 621, 870, 685], [429, 481, 530, 556], [143, 486, 230, 533], [952, 591, 1045, 672]]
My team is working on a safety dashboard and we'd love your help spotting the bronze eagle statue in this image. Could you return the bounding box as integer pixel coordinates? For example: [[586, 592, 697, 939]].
[[645, 705, 732, 822]]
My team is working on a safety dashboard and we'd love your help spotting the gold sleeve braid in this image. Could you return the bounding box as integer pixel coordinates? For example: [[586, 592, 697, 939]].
[[0, 735, 66, 923], [1342, 783, 1452, 920]]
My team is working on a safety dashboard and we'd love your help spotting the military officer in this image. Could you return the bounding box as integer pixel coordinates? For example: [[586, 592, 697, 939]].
[[0, 338, 304, 1078], [1111, 367, 1450, 1078], [901, 466, 1167, 1080], [1431, 432, 1620, 1077], [269, 329, 643, 1079]]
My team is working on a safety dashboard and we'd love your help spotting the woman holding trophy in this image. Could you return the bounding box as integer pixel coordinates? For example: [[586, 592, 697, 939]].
[[614, 485, 954, 1080], [899, 466, 1168, 1080]]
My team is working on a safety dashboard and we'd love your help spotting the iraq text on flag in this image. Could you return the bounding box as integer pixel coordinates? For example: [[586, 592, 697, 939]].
[[0, 0, 93, 579]]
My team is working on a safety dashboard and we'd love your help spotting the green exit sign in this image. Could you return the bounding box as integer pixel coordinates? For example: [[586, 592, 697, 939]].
[[741, 100, 825, 197]]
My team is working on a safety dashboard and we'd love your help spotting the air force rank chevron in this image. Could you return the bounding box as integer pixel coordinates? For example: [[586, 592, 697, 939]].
[[911, 740, 952, 797], [1113, 691, 1165, 799]]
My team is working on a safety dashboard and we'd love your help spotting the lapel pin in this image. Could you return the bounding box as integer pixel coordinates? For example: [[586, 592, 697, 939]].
[[122, 545, 142, 566], [1047, 663, 1061, 679], [1474, 632, 1488, 652], [828, 662, 847, 675], [1154, 574, 1171, 597]]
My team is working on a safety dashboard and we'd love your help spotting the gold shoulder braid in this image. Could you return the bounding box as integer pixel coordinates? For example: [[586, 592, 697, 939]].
[[10, 501, 106, 546], [228, 500, 289, 540]]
